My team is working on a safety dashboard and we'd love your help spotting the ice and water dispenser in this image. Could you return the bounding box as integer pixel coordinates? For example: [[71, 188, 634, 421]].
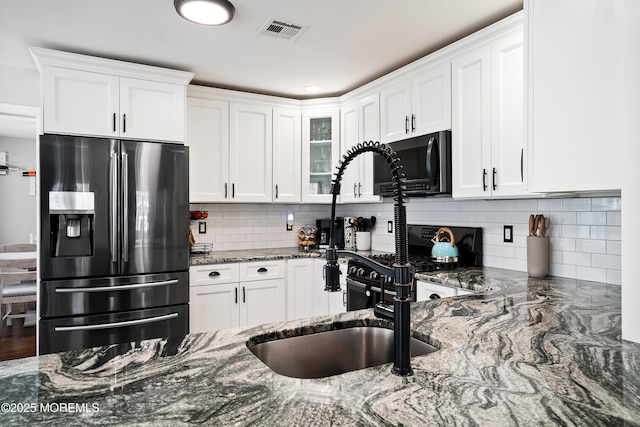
[[49, 191, 95, 257]]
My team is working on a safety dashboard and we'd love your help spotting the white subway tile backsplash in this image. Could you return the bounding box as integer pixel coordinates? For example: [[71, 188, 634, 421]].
[[607, 241, 622, 255], [590, 226, 621, 241], [538, 199, 563, 211], [577, 212, 607, 226], [591, 254, 621, 270], [576, 266, 607, 283], [563, 251, 592, 267], [192, 196, 621, 285], [592, 197, 622, 211], [562, 225, 591, 239], [575, 239, 607, 254], [607, 212, 621, 226], [563, 198, 592, 212]]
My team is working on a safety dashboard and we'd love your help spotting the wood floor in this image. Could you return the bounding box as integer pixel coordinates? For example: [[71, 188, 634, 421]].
[[0, 303, 37, 362]]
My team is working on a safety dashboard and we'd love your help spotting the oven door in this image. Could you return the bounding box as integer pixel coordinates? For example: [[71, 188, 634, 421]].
[[346, 278, 373, 311], [346, 278, 396, 311]]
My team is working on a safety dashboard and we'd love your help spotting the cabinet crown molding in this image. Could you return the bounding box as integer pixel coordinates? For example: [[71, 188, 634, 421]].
[[29, 46, 194, 85]]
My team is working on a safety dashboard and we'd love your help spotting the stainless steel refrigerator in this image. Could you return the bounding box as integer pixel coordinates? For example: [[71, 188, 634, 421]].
[[38, 134, 189, 354]]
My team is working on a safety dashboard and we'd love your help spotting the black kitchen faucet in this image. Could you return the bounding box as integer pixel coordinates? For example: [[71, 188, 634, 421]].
[[324, 141, 413, 376]]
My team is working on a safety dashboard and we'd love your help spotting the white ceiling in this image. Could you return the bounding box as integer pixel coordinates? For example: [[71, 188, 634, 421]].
[[0, 0, 522, 139], [0, 0, 522, 100]]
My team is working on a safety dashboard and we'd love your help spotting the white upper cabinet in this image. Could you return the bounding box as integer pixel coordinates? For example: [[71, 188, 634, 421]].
[[526, 0, 623, 193], [32, 47, 193, 142], [119, 77, 186, 142], [272, 108, 301, 203], [380, 61, 451, 144], [186, 97, 229, 202], [451, 25, 526, 198], [43, 67, 119, 137], [411, 62, 452, 136], [301, 108, 340, 204], [340, 94, 381, 203], [229, 103, 273, 202]]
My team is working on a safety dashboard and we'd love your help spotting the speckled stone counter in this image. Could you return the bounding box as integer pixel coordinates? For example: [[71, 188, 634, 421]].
[[189, 247, 323, 265], [1, 268, 639, 426]]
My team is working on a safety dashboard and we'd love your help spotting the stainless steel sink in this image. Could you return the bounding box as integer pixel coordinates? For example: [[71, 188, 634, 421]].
[[247, 326, 438, 379]]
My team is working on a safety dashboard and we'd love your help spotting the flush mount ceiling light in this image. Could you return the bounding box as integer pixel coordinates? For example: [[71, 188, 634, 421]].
[[174, 0, 235, 26]]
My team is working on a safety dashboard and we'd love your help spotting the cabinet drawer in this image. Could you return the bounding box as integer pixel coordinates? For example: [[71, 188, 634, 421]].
[[190, 263, 240, 286], [240, 260, 286, 282]]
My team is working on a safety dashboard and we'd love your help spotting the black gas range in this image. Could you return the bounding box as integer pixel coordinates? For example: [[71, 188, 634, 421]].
[[345, 224, 482, 311]]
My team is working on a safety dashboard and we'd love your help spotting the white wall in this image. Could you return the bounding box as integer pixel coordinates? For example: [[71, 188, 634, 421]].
[[0, 136, 37, 245], [0, 64, 39, 107], [621, 0, 640, 344]]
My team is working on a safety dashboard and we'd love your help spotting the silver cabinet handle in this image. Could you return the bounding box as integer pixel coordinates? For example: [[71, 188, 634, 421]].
[[122, 152, 129, 262], [54, 312, 179, 332], [55, 279, 179, 293], [110, 152, 118, 264]]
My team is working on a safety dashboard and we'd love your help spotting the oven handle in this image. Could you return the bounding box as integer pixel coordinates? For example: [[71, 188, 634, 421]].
[[54, 312, 179, 332], [55, 279, 179, 293]]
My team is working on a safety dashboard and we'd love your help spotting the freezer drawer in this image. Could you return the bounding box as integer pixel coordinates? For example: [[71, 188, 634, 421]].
[[40, 271, 189, 318], [39, 304, 189, 355]]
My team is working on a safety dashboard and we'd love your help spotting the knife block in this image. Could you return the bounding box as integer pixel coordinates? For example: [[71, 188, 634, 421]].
[[527, 236, 549, 278]]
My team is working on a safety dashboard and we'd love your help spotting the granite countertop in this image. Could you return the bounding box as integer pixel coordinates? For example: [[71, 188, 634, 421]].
[[1, 268, 639, 425]]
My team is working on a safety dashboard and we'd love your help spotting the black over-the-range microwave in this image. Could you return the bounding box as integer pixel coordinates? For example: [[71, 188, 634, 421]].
[[374, 130, 452, 197]]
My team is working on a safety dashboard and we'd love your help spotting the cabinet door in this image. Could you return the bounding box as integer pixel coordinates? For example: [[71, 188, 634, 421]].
[[286, 259, 315, 321], [43, 66, 119, 137], [273, 108, 301, 203], [186, 98, 230, 202], [339, 102, 361, 203], [229, 103, 273, 202], [240, 279, 286, 328], [491, 30, 526, 197], [189, 283, 240, 333], [301, 109, 339, 203], [411, 62, 452, 136], [120, 78, 186, 142], [526, 0, 623, 192], [380, 79, 412, 143], [357, 94, 380, 202], [451, 45, 492, 198]]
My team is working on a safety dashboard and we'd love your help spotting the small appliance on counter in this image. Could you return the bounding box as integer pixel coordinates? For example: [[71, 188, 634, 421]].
[[316, 218, 344, 249], [297, 225, 318, 251]]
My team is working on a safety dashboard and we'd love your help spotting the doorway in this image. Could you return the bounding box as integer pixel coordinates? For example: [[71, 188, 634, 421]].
[[0, 103, 39, 361]]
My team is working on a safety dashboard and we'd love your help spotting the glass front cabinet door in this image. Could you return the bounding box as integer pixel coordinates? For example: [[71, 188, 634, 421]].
[[301, 108, 339, 203]]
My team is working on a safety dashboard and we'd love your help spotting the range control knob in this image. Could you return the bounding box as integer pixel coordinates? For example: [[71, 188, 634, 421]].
[[385, 276, 394, 285], [348, 266, 358, 275], [369, 272, 380, 280], [356, 268, 366, 276]]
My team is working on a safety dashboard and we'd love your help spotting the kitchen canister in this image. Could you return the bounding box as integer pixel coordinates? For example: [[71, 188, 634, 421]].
[[355, 231, 371, 251], [527, 236, 549, 278]]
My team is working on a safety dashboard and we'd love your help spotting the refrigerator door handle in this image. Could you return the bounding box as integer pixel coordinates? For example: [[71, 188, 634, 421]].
[[54, 279, 180, 293], [54, 312, 179, 332], [122, 152, 129, 263], [110, 151, 119, 264]]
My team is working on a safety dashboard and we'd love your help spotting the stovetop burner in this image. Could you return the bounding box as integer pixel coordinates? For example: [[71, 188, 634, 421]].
[[367, 253, 461, 273]]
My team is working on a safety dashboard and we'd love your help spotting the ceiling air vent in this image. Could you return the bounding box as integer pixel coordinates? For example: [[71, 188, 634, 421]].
[[259, 18, 306, 41]]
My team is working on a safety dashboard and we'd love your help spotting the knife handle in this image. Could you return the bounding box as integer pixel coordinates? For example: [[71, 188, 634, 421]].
[[528, 214, 535, 236]]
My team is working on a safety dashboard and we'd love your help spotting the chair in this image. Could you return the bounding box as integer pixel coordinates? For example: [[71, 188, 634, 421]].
[[0, 244, 37, 336]]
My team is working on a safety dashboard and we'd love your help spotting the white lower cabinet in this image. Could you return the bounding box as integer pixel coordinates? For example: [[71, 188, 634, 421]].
[[313, 258, 346, 316], [286, 258, 316, 321], [189, 261, 285, 333]]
